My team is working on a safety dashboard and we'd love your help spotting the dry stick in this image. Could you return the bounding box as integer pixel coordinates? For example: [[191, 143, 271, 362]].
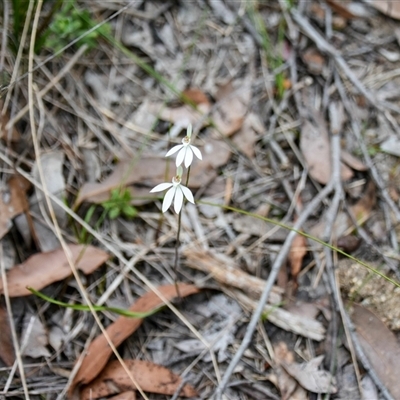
[[0, 244, 30, 398], [0, 0, 8, 71], [173, 166, 192, 298], [322, 133, 364, 395], [26, 3, 148, 398], [214, 182, 334, 399]]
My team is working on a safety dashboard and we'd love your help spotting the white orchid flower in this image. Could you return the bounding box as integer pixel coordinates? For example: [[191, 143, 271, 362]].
[[165, 124, 202, 168], [150, 170, 195, 214]]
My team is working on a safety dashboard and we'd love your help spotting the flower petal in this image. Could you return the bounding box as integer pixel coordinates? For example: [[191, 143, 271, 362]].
[[175, 147, 186, 167], [174, 186, 184, 213], [165, 144, 184, 157], [150, 182, 173, 193], [191, 145, 202, 160], [184, 147, 194, 168], [180, 185, 194, 204], [162, 187, 175, 213]]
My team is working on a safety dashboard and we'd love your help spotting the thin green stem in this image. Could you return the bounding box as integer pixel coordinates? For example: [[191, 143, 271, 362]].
[[172, 167, 192, 298], [28, 287, 162, 318]]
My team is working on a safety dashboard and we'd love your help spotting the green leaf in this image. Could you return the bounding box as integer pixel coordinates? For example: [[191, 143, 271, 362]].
[[28, 287, 162, 318], [109, 207, 120, 219]]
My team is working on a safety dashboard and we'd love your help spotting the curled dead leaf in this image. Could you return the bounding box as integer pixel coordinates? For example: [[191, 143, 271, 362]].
[[80, 359, 197, 399], [350, 304, 400, 399], [212, 81, 250, 137], [300, 120, 353, 184], [366, 0, 400, 20], [0, 245, 109, 297], [69, 283, 199, 396]]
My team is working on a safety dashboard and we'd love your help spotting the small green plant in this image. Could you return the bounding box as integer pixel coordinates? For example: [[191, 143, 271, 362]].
[[102, 188, 137, 220], [42, 1, 111, 53], [79, 188, 137, 243]]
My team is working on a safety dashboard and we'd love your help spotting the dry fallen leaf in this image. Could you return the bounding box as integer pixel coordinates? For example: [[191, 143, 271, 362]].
[[0, 175, 30, 240], [0, 244, 109, 297], [350, 304, 400, 399], [21, 314, 51, 358], [366, 0, 400, 20], [147, 88, 211, 127], [108, 392, 136, 400], [300, 120, 353, 184], [80, 359, 197, 399], [232, 112, 261, 158], [110, 392, 136, 400], [288, 233, 307, 283], [212, 81, 250, 137], [0, 305, 15, 366], [69, 283, 199, 395], [270, 342, 307, 400], [326, 0, 358, 19], [302, 48, 326, 75], [283, 355, 337, 394]]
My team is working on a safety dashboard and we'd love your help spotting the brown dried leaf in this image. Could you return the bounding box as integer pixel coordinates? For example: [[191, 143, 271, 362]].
[[80, 359, 197, 399], [300, 120, 353, 184], [76, 139, 231, 207], [212, 81, 250, 136], [302, 48, 326, 75], [108, 392, 136, 400], [108, 390, 136, 400], [0, 175, 30, 240], [289, 234, 307, 281], [340, 150, 368, 171], [350, 179, 376, 222], [367, 0, 400, 20], [0, 245, 109, 297], [282, 355, 337, 394], [146, 100, 210, 126], [182, 88, 210, 106], [350, 304, 400, 398], [271, 342, 307, 400], [232, 112, 261, 158], [0, 305, 15, 366], [326, 0, 357, 19], [70, 283, 199, 393]]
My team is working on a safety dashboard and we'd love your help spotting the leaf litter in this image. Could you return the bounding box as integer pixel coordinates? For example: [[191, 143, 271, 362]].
[[3, 0, 400, 398]]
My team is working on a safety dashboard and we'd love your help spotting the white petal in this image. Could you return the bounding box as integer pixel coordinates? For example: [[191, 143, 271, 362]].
[[191, 145, 202, 160], [165, 144, 184, 157], [184, 147, 194, 168], [174, 186, 184, 213], [175, 147, 186, 167], [150, 182, 173, 193], [180, 185, 194, 204], [162, 187, 176, 212]]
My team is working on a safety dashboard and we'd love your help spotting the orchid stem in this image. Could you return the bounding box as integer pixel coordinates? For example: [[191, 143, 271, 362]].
[[173, 166, 191, 298]]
